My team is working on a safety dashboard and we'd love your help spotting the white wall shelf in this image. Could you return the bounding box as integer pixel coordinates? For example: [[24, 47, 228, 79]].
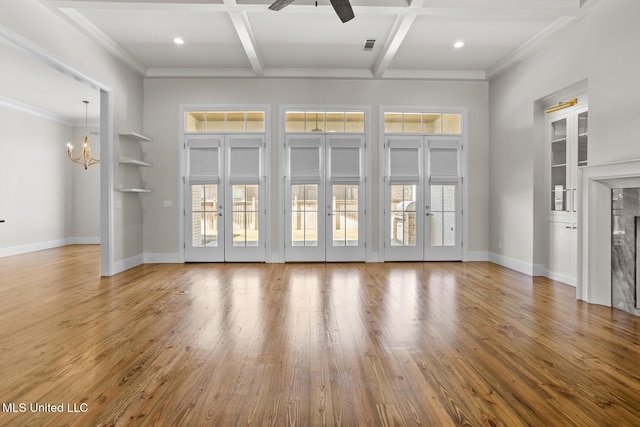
[[119, 159, 152, 167], [119, 188, 152, 193], [118, 132, 152, 193], [119, 132, 152, 142]]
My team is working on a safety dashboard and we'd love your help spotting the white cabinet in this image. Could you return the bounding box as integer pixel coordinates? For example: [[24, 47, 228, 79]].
[[546, 104, 587, 285], [548, 220, 577, 285], [118, 132, 152, 193]]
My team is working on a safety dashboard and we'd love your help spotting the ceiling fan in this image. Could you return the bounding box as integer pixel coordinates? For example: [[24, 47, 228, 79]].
[[269, 0, 355, 23]]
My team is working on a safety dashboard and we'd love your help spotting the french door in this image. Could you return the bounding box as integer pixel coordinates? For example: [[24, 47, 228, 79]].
[[285, 134, 365, 262], [185, 134, 265, 262], [384, 135, 462, 261]]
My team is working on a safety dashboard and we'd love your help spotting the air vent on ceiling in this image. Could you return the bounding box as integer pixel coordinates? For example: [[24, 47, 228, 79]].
[[363, 39, 376, 51]]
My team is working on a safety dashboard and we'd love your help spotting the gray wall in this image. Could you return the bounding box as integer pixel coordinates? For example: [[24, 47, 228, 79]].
[[488, 0, 640, 274], [0, 105, 73, 254], [0, 0, 145, 267], [142, 78, 490, 260]]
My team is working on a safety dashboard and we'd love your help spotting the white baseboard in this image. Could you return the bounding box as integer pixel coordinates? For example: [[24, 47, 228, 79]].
[[0, 237, 101, 259], [73, 236, 101, 245], [112, 254, 144, 275], [144, 253, 181, 263], [543, 269, 577, 287], [489, 252, 535, 276], [532, 264, 546, 277], [467, 251, 490, 261]]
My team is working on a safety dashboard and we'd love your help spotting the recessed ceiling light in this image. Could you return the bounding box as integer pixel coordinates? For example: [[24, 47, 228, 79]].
[[173, 37, 185, 45], [454, 40, 464, 49]]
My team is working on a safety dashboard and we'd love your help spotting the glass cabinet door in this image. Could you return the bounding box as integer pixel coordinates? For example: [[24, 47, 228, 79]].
[[550, 117, 568, 212], [577, 111, 588, 167]]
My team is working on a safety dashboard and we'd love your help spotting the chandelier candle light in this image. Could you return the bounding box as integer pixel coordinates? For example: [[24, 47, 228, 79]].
[[67, 100, 99, 170]]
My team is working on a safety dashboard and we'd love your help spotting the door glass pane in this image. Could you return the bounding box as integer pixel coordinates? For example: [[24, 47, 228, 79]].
[[326, 112, 345, 132], [306, 112, 325, 132], [246, 111, 265, 132], [551, 118, 568, 211], [191, 184, 218, 247], [345, 112, 364, 133], [430, 185, 455, 247], [442, 114, 461, 134], [332, 185, 359, 247], [232, 185, 259, 247], [205, 112, 225, 132], [185, 112, 205, 132], [423, 114, 441, 134], [384, 113, 403, 133], [286, 112, 305, 132], [390, 185, 417, 246], [292, 185, 318, 246], [578, 111, 588, 167], [226, 111, 245, 132], [404, 113, 422, 133]]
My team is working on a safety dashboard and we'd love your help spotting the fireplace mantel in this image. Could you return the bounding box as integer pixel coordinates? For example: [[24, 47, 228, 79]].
[[579, 159, 640, 306]]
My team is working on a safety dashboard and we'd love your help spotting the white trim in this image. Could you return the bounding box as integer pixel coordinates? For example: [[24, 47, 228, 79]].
[[112, 254, 144, 275], [0, 238, 99, 259], [489, 252, 535, 276], [56, 7, 147, 75], [100, 89, 114, 276], [178, 104, 271, 263], [544, 269, 577, 286], [0, 95, 74, 126], [467, 251, 490, 262], [279, 104, 372, 262], [579, 159, 640, 307], [73, 237, 101, 245], [0, 23, 108, 92], [379, 105, 469, 262], [0, 22, 115, 277], [144, 252, 181, 264]]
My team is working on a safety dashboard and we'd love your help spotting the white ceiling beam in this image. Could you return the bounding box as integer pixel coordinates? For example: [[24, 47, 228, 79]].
[[372, 13, 416, 79], [225, 7, 264, 76]]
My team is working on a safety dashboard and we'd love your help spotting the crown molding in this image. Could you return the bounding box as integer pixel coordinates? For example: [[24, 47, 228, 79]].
[[57, 7, 147, 76], [0, 95, 74, 126]]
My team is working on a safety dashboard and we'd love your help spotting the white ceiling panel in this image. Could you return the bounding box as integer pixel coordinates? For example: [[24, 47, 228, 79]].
[[391, 15, 556, 71]]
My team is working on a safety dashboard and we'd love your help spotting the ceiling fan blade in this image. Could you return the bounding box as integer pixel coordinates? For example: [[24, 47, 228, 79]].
[[269, 0, 296, 11], [329, 0, 354, 23]]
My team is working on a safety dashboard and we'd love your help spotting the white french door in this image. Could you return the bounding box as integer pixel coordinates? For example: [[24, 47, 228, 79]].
[[185, 134, 265, 262], [285, 134, 365, 262], [384, 136, 462, 261]]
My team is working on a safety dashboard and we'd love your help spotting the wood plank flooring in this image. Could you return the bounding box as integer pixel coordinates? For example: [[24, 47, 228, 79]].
[[2, 245, 640, 426]]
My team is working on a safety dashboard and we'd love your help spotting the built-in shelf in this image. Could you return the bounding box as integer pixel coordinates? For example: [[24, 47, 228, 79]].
[[552, 137, 567, 143], [119, 159, 152, 167], [552, 163, 567, 168], [119, 132, 152, 142], [118, 132, 152, 193], [119, 188, 152, 193]]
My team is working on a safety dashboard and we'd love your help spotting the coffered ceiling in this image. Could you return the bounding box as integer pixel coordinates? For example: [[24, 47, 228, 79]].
[[0, 0, 598, 122], [41, 0, 595, 80]]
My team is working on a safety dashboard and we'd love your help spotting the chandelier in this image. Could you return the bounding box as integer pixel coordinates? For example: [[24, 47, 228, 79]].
[[67, 100, 99, 170]]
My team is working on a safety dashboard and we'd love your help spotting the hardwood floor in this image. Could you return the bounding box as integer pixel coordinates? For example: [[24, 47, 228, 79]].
[[1, 246, 640, 426]]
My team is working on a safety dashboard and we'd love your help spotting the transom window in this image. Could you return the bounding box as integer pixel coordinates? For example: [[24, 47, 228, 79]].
[[384, 112, 461, 134], [185, 111, 265, 133], [285, 111, 365, 133]]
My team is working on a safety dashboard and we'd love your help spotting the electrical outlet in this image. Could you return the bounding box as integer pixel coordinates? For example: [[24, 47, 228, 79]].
[[163, 200, 173, 208], [498, 240, 503, 249]]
